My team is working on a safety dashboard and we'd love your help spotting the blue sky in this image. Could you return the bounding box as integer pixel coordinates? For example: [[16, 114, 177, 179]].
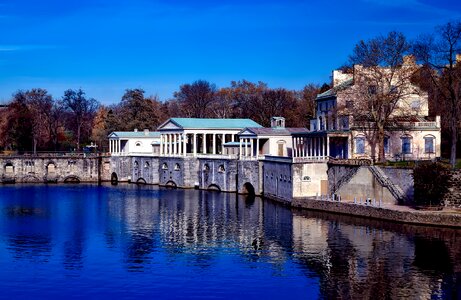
[[0, 0, 460, 104]]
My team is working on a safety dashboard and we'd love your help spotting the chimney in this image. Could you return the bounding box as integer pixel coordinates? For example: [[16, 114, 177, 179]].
[[134, 128, 138, 132], [271, 117, 285, 128], [403, 55, 415, 66], [144, 129, 149, 136]]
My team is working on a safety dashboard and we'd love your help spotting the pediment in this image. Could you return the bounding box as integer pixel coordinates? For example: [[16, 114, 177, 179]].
[[158, 120, 182, 130], [238, 128, 256, 136]]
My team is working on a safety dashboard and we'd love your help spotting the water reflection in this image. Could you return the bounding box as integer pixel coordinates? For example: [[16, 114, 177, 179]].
[[0, 184, 459, 299]]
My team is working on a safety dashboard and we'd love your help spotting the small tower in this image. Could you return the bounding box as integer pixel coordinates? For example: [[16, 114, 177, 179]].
[[271, 117, 285, 128]]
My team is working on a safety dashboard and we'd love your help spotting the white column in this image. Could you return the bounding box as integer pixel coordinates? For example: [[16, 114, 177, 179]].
[[174, 134, 178, 155], [244, 139, 248, 157], [203, 133, 207, 154], [256, 138, 260, 159], [239, 138, 242, 159], [182, 133, 187, 156], [292, 137, 297, 157], [167, 134, 171, 156], [193, 133, 197, 156], [326, 136, 330, 158], [213, 134, 216, 154], [250, 138, 254, 158]]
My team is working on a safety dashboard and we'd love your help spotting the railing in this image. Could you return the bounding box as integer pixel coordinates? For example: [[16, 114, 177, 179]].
[[0, 151, 105, 158]]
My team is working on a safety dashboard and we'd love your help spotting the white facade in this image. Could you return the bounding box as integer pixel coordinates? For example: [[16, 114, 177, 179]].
[[157, 118, 262, 158], [108, 129, 160, 156]]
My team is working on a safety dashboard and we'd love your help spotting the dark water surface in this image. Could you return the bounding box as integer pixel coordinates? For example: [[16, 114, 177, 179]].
[[0, 184, 460, 299]]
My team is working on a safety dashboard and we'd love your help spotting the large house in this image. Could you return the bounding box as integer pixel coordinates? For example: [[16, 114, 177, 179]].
[[293, 57, 441, 162]]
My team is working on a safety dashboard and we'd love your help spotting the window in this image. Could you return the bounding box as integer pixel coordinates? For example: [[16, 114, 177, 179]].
[[203, 164, 210, 171], [390, 85, 398, 94], [144, 161, 150, 168], [355, 136, 365, 154], [135, 141, 142, 147], [411, 100, 420, 110], [368, 85, 377, 95], [134, 161, 139, 168], [345, 100, 353, 109], [218, 165, 225, 173], [161, 163, 168, 170], [174, 163, 180, 171], [401, 136, 412, 154], [384, 136, 390, 154], [424, 136, 435, 153], [302, 176, 311, 182]]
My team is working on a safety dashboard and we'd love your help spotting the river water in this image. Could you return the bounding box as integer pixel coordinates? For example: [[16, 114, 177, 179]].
[[0, 184, 459, 299]]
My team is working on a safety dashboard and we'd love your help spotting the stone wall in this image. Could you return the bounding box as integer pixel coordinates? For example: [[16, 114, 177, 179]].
[[263, 159, 293, 201], [198, 158, 237, 192], [0, 156, 105, 183], [381, 167, 414, 202], [335, 167, 397, 204], [159, 157, 199, 188], [292, 162, 328, 198], [110, 156, 132, 182], [328, 164, 360, 194], [443, 169, 461, 207], [131, 156, 160, 184], [292, 197, 461, 228], [237, 160, 261, 195]]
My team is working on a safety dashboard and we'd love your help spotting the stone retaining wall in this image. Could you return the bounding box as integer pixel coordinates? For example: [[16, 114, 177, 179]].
[[443, 169, 461, 207], [292, 198, 461, 228]]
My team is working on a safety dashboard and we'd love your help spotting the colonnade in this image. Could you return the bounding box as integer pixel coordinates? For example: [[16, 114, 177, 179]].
[[109, 139, 121, 155], [292, 136, 329, 159], [239, 138, 260, 159], [160, 132, 236, 157]]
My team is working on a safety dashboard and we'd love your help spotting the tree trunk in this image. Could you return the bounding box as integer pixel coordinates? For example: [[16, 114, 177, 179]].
[[377, 125, 385, 163], [450, 119, 458, 168], [77, 123, 81, 151]]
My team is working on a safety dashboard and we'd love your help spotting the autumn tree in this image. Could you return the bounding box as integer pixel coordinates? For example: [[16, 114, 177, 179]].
[[62, 89, 99, 150], [174, 80, 217, 118], [119, 89, 163, 130], [289, 84, 318, 128], [413, 21, 461, 168], [0, 92, 33, 151], [345, 31, 420, 162]]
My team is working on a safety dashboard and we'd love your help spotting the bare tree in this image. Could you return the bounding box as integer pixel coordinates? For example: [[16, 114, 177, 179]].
[[174, 80, 217, 118], [345, 31, 420, 162], [62, 89, 99, 150], [413, 21, 461, 167]]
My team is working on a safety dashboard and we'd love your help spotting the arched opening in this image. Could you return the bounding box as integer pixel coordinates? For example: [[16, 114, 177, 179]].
[[4, 163, 14, 175], [111, 172, 118, 185], [242, 182, 255, 196], [218, 165, 225, 173], [47, 162, 56, 175], [207, 184, 221, 192], [174, 163, 181, 171], [165, 180, 177, 188], [136, 178, 147, 185], [23, 175, 40, 183], [64, 176, 81, 184], [161, 163, 168, 170]]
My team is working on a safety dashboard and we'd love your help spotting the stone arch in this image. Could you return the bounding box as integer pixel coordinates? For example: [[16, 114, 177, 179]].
[[22, 175, 41, 183], [63, 175, 81, 183], [136, 177, 147, 185], [111, 172, 118, 185], [242, 182, 255, 195], [46, 162, 57, 175], [208, 184, 221, 191], [4, 162, 14, 175], [165, 180, 177, 188]]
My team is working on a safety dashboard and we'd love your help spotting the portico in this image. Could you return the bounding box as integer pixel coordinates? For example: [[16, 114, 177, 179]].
[[157, 118, 262, 157]]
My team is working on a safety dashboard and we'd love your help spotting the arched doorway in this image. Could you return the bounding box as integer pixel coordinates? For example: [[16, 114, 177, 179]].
[[242, 182, 255, 196], [111, 172, 118, 185], [207, 184, 221, 192]]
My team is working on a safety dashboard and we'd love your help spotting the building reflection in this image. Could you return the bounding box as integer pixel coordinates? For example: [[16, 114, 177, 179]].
[[291, 210, 461, 299]]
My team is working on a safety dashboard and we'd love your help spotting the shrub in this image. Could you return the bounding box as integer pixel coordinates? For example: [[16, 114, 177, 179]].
[[413, 162, 450, 206]]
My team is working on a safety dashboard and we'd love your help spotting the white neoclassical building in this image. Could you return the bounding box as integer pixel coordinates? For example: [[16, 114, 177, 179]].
[[108, 129, 160, 156], [157, 118, 262, 157], [293, 59, 441, 162], [236, 117, 307, 160]]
